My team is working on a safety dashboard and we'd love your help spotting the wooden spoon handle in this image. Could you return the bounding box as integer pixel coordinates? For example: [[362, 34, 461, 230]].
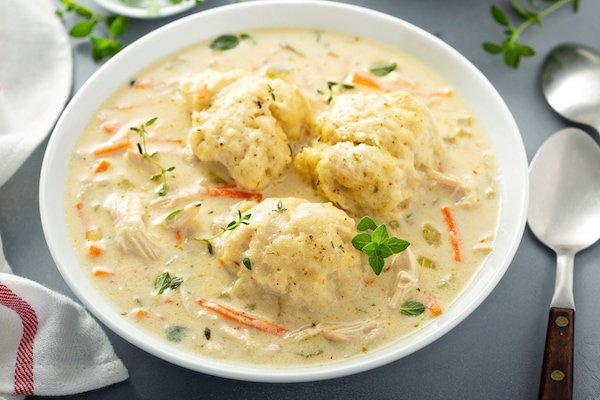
[[539, 307, 574, 400]]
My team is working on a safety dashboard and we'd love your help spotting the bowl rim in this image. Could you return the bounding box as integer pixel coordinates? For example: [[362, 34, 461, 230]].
[[40, 0, 528, 383]]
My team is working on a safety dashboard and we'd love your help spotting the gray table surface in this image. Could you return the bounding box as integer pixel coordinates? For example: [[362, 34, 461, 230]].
[[1, 0, 599, 399]]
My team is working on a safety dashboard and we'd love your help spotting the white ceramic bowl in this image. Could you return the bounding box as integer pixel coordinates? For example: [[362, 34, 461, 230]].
[[40, 0, 528, 383]]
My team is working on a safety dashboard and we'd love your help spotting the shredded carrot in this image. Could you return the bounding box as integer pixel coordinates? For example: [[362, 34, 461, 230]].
[[196, 298, 288, 336], [92, 266, 114, 277], [130, 307, 149, 318], [196, 82, 209, 101], [132, 78, 153, 89], [199, 185, 263, 201], [92, 139, 131, 157], [88, 245, 104, 258], [74, 201, 85, 221], [147, 137, 185, 145], [352, 72, 383, 91], [94, 159, 111, 174], [441, 207, 462, 262], [174, 230, 182, 242], [427, 301, 443, 317], [101, 122, 118, 134], [165, 297, 174, 304], [217, 257, 225, 266]]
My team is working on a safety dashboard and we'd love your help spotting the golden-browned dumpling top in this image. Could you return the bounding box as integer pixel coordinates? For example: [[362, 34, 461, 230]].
[[318, 91, 443, 171], [218, 198, 364, 320], [295, 142, 411, 219], [184, 71, 313, 191]]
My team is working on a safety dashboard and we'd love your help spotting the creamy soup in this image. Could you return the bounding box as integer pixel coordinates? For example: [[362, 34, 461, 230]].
[[64, 29, 499, 367]]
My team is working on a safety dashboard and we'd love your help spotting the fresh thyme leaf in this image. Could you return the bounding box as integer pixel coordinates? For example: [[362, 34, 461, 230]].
[[243, 255, 252, 270], [268, 84, 276, 101], [107, 15, 128, 36], [210, 34, 240, 50], [131, 117, 174, 196], [369, 61, 397, 77], [204, 327, 211, 340], [153, 271, 184, 295], [273, 200, 288, 213], [70, 19, 98, 37], [484, 0, 578, 68], [165, 325, 187, 342], [90, 36, 122, 61], [239, 33, 252, 40], [400, 300, 425, 316], [195, 212, 252, 251], [352, 216, 410, 276], [165, 209, 183, 221]]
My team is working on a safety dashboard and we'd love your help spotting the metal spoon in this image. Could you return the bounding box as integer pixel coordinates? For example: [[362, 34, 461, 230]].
[[528, 129, 600, 400], [541, 43, 600, 133]]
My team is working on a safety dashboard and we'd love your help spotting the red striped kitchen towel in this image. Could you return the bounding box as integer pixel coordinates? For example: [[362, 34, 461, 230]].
[[0, 238, 128, 400]]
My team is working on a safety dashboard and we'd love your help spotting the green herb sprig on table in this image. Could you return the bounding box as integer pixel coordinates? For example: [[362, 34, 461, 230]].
[[55, 0, 129, 61], [483, 0, 580, 68], [352, 216, 410, 276], [195, 210, 251, 254], [130, 117, 176, 197]]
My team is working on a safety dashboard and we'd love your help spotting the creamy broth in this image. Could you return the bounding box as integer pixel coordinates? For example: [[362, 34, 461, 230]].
[[64, 29, 499, 367]]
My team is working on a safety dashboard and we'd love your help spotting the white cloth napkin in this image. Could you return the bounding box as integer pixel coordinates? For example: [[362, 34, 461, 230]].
[[0, 0, 72, 187], [0, 1, 129, 398], [0, 238, 129, 400]]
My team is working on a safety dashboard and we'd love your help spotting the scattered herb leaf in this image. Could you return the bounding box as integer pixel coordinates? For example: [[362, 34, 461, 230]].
[[273, 200, 288, 213], [268, 84, 276, 101], [400, 300, 425, 316], [153, 271, 184, 295], [351, 216, 410, 275], [369, 60, 397, 76], [483, 0, 579, 68], [210, 34, 240, 50], [165, 325, 187, 343], [204, 327, 211, 340], [243, 255, 252, 270], [130, 117, 175, 196], [165, 209, 183, 221]]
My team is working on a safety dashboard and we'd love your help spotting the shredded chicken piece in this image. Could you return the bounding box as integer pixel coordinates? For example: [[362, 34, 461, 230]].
[[428, 170, 479, 206], [473, 232, 495, 254], [285, 315, 381, 343], [103, 193, 159, 260], [150, 190, 198, 209], [388, 248, 420, 309]]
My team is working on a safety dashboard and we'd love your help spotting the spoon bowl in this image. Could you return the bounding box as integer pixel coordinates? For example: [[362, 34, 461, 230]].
[[541, 44, 600, 133], [528, 128, 600, 400]]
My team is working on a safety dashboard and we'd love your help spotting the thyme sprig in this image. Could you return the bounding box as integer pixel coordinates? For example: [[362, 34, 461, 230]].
[[56, 0, 129, 62], [130, 117, 175, 196], [195, 210, 251, 254], [483, 0, 580, 68]]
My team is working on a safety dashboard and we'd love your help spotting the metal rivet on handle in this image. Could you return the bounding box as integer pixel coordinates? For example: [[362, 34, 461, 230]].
[[555, 316, 569, 327], [551, 370, 565, 382]]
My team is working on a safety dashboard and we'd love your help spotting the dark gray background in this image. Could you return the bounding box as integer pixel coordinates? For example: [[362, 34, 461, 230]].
[[1, 0, 599, 399]]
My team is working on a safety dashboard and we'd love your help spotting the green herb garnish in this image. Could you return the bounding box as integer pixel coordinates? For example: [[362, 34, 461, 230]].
[[242, 255, 252, 270], [195, 210, 251, 253], [369, 61, 397, 77], [400, 300, 425, 317], [210, 34, 240, 50], [273, 200, 287, 213], [165, 209, 183, 221], [204, 327, 211, 340], [56, 0, 128, 62], [483, 0, 579, 68], [153, 271, 183, 295], [268, 84, 276, 101], [165, 325, 187, 342], [352, 216, 410, 275], [130, 117, 175, 196], [324, 80, 354, 104]]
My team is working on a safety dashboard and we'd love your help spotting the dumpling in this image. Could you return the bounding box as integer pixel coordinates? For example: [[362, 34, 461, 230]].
[[318, 91, 443, 171], [185, 71, 313, 191], [218, 198, 364, 320], [294, 142, 411, 219]]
